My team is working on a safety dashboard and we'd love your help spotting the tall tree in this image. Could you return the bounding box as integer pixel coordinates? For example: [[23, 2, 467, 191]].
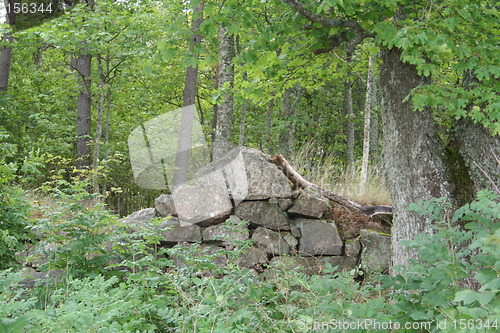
[[173, 0, 204, 188], [73, 53, 92, 171], [282, 0, 499, 268], [279, 85, 301, 157], [212, 23, 235, 160], [360, 54, 375, 191], [73, 0, 95, 171], [344, 80, 354, 169], [0, 0, 16, 92]]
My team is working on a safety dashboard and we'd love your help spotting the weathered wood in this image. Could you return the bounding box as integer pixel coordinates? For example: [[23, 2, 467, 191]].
[[270, 154, 392, 217]]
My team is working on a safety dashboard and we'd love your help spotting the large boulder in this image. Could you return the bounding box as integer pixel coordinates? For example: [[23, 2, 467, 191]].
[[298, 219, 343, 256], [235, 201, 290, 231], [360, 229, 391, 273], [157, 218, 202, 243], [172, 185, 232, 226], [202, 216, 249, 246], [155, 194, 176, 217], [251, 227, 290, 256], [196, 147, 292, 201], [287, 188, 330, 218]]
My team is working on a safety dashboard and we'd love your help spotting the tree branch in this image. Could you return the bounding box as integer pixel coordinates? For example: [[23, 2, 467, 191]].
[[282, 0, 359, 28], [270, 153, 393, 217]]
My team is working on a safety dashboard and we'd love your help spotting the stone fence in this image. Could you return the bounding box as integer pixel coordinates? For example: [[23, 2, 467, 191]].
[[124, 147, 391, 275]]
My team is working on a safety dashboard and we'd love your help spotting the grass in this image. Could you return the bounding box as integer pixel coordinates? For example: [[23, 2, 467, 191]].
[[289, 141, 392, 206]]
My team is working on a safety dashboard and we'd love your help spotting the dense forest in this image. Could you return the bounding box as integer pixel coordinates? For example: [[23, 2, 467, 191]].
[[1, 0, 499, 331]]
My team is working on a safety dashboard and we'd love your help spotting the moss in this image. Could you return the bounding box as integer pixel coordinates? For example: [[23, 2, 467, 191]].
[[365, 229, 391, 237], [444, 145, 475, 206]]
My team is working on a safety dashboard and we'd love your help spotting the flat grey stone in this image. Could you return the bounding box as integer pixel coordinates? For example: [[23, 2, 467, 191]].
[[158, 218, 202, 243], [287, 188, 330, 218], [251, 227, 290, 255], [235, 201, 290, 231], [360, 229, 392, 273], [298, 219, 342, 256]]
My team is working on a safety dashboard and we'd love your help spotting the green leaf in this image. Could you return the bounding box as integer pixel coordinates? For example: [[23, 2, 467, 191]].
[[454, 290, 479, 305]]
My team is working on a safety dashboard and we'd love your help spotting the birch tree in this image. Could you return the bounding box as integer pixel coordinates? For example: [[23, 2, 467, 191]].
[[360, 54, 375, 192]]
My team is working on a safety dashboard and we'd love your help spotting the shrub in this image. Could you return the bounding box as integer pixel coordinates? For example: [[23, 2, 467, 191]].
[[382, 190, 500, 332], [0, 132, 33, 270]]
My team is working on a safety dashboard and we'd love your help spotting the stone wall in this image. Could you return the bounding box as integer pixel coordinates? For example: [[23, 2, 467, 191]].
[[124, 148, 391, 275]]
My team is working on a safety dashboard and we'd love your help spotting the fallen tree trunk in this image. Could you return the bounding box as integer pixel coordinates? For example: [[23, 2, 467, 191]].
[[270, 154, 392, 217]]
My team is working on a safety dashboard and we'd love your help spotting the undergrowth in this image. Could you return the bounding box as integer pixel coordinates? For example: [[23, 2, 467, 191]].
[[0, 178, 498, 332]]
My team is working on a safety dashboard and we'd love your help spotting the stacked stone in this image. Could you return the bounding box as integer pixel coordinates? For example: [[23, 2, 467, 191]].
[[124, 148, 391, 274]]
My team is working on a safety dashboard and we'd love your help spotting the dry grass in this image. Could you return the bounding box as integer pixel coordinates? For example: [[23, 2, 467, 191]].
[[289, 141, 392, 206]]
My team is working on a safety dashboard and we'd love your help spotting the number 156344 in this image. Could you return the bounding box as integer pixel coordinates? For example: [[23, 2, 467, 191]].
[[6, 2, 54, 14]]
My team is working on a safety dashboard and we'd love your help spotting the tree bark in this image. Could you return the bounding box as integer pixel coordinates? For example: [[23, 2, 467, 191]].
[[265, 98, 275, 153], [212, 23, 235, 160], [279, 85, 302, 156], [73, 0, 94, 172], [360, 55, 375, 191], [173, 0, 204, 188], [92, 56, 106, 193], [380, 48, 453, 267], [345, 80, 355, 169], [74, 53, 92, 171], [235, 35, 248, 147], [0, 0, 17, 92], [238, 73, 248, 146], [370, 70, 380, 164]]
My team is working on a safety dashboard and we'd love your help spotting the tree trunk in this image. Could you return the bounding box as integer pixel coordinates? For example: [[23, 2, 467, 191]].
[[211, 64, 219, 149], [345, 81, 354, 169], [239, 73, 248, 146], [173, 0, 204, 188], [265, 98, 275, 154], [74, 0, 94, 172], [279, 85, 301, 156], [360, 55, 375, 191], [370, 70, 380, 164], [0, 0, 17, 92], [92, 56, 106, 194], [235, 35, 248, 147], [74, 53, 92, 171], [380, 48, 453, 267], [450, 71, 500, 196], [102, 69, 112, 196], [212, 23, 235, 160]]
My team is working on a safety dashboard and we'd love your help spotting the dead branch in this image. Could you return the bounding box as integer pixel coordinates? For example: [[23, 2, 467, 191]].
[[270, 154, 392, 217]]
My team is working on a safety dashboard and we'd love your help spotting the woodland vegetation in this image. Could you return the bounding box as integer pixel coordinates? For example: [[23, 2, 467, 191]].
[[0, 0, 499, 332]]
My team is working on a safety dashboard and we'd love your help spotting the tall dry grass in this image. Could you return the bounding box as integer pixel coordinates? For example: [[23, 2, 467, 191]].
[[289, 141, 391, 205]]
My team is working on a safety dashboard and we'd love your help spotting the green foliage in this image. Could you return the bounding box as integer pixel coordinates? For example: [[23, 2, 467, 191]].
[[373, 0, 499, 134], [0, 131, 33, 270], [384, 190, 500, 330], [1, 190, 499, 332], [31, 180, 116, 277]]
